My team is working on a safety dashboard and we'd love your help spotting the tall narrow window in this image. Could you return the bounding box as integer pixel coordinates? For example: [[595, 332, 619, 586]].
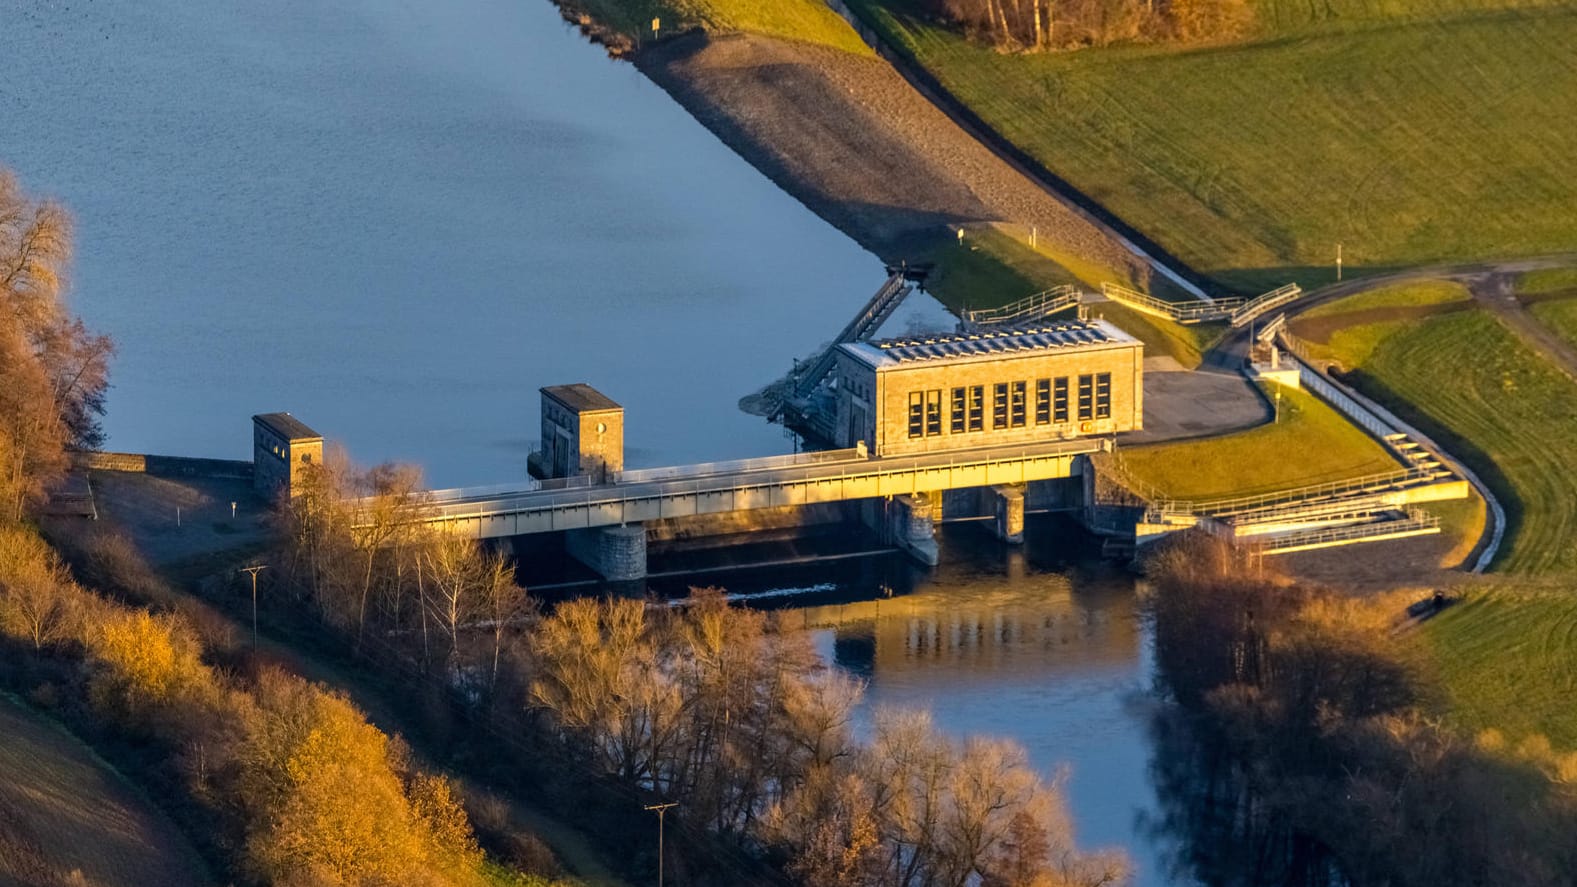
[[968, 385, 984, 432], [925, 389, 943, 437], [908, 391, 925, 438], [1095, 372, 1112, 420], [1035, 378, 1051, 425], [951, 387, 967, 434], [1053, 377, 1070, 423], [1077, 374, 1095, 422], [993, 383, 1009, 429], [1010, 381, 1027, 428]]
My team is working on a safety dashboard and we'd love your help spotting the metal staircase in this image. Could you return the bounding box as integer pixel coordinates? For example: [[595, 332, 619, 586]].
[[789, 269, 914, 403]]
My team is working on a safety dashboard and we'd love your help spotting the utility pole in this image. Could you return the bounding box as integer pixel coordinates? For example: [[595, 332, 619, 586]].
[[239, 565, 268, 648], [644, 802, 677, 887]]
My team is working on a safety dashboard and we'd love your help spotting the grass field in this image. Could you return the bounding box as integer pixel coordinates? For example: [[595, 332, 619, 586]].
[[1327, 310, 1577, 573], [1528, 299, 1577, 350], [1119, 384, 1399, 498], [1301, 280, 1472, 320], [1518, 268, 1577, 295], [849, 0, 1577, 293], [0, 692, 213, 887], [1420, 582, 1577, 748], [572, 0, 871, 53]]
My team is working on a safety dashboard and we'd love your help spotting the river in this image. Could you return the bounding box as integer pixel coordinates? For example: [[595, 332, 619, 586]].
[[3, 2, 1182, 884]]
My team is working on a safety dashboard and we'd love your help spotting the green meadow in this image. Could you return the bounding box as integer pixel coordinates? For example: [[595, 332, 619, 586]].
[[848, 0, 1577, 293]]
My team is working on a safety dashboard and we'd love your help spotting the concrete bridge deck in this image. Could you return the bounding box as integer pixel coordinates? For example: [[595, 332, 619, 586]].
[[401, 437, 1111, 540]]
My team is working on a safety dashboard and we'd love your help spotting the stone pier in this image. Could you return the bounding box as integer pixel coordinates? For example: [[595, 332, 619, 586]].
[[890, 494, 939, 566], [992, 485, 1026, 544], [566, 524, 647, 582]]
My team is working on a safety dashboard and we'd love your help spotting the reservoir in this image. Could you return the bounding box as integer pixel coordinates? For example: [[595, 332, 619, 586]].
[[3, 2, 1175, 884]]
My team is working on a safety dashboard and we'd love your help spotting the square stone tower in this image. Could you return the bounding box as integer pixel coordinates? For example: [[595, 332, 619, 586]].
[[252, 412, 324, 498], [531, 384, 623, 484]]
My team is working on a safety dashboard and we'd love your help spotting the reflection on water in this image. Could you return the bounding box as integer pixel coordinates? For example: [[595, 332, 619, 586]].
[[637, 515, 1180, 886], [1141, 709, 1349, 887]]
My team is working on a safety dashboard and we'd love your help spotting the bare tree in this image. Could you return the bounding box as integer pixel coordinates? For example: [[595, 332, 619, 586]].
[[0, 525, 74, 649], [0, 170, 112, 521]]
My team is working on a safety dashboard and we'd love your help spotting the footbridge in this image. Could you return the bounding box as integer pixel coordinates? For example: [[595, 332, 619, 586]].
[[1098, 282, 1302, 327], [373, 438, 1110, 581]]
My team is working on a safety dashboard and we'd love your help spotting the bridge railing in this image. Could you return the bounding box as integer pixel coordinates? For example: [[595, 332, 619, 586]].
[[1099, 282, 1242, 324], [407, 437, 1113, 525], [960, 285, 1080, 328], [409, 473, 593, 505], [1152, 466, 1433, 520], [1229, 283, 1302, 328], [618, 447, 865, 484]]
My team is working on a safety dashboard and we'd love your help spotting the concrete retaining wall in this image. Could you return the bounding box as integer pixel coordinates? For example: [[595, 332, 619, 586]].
[[70, 451, 254, 479]]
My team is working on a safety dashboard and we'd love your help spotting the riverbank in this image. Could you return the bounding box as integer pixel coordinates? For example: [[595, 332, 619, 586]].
[[621, 25, 1156, 308]]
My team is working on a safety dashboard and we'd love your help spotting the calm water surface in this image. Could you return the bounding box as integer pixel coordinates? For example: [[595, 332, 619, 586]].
[[1, 0, 894, 487], [643, 519, 1181, 886], [4, 3, 1185, 883]]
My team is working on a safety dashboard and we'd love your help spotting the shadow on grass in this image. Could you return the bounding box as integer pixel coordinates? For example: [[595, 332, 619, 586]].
[[1335, 367, 1523, 568]]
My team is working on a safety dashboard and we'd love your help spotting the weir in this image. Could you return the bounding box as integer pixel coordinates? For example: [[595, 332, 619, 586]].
[[338, 308, 1146, 581]]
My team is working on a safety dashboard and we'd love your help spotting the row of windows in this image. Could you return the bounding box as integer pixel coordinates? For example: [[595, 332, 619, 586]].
[[907, 373, 1112, 439]]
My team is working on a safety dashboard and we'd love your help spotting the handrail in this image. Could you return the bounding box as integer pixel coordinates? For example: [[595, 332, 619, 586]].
[[1259, 510, 1439, 552], [1099, 282, 1242, 324], [1152, 467, 1432, 519], [618, 447, 865, 483], [361, 437, 1113, 527], [1229, 283, 1302, 328], [788, 272, 913, 402], [961, 285, 1080, 328]]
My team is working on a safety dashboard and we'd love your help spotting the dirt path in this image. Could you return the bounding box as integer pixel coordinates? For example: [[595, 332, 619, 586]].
[[1207, 253, 1577, 369], [1468, 271, 1577, 381], [1288, 300, 1475, 345]]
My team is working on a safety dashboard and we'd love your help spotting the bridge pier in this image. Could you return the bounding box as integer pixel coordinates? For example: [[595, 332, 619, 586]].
[[992, 485, 1026, 545], [894, 494, 940, 566], [566, 524, 647, 583]]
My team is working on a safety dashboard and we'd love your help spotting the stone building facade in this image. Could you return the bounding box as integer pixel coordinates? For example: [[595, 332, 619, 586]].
[[252, 412, 323, 498], [833, 319, 1143, 457], [531, 384, 624, 483]]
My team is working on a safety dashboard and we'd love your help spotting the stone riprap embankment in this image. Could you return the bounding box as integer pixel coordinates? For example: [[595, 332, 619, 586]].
[[635, 32, 1152, 291]]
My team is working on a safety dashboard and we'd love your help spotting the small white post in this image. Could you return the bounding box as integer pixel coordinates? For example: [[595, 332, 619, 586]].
[[1337, 242, 1343, 281], [176, 506, 181, 527], [231, 501, 237, 519]]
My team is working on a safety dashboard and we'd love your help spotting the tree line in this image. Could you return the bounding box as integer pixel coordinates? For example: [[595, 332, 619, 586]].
[[0, 171, 112, 521], [272, 455, 1130, 886], [0, 167, 569, 886], [1144, 533, 1577, 886], [0, 521, 535, 887], [920, 0, 1254, 50]]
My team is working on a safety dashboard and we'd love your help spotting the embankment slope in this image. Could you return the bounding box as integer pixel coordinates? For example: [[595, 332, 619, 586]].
[[0, 693, 212, 887], [635, 31, 1153, 297]]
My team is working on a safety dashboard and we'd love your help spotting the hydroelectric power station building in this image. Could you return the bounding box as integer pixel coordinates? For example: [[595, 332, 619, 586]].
[[831, 319, 1144, 456]]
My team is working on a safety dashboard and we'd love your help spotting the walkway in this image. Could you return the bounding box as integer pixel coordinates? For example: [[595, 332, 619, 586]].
[[400, 437, 1109, 539], [1469, 271, 1577, 382]]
